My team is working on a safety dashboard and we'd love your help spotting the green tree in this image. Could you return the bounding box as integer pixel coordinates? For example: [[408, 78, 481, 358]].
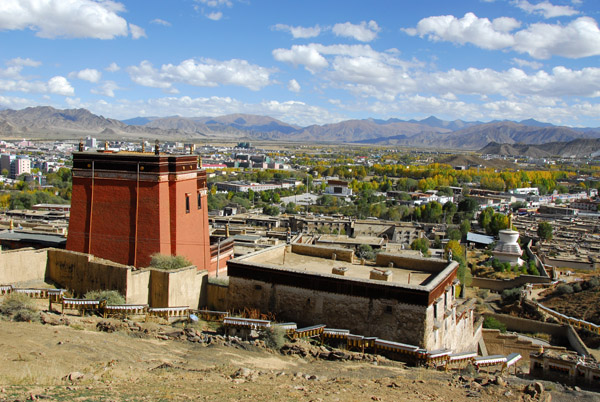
[[262, 205, 280, 216], [458, 197, 478, 213], [537, 221, 553, 241], [410, 238, 430, 256], [459, 219, 471, 236], [489, 213, 509, 236]]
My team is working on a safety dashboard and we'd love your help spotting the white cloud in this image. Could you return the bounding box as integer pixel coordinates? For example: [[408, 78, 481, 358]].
[[0, 75, 73, 96], [274, 41, 600, 104], [332, 20, 380, 42], [273, 45, 329, 72], [0, 58, 42, 79], [127, 58, 273, 91], [69, 68, 102, 83], [47, 76, 75, 96], [196, 0, 232, 7], [273, 24, 321, 39], [0, 95, 35, 109], [403, 13, 518, 50], [287, 79, 301, 93], [427, 66, 600, 98], [0, 0, 129, 39], [206, 12, 223, 21], [405, 13, 600, 59], [129, 23, 146, 39], [513, 0, 579, 18], [91, 81, 120, 97], [73, 96, 345, 126], [105, 62, 120, 72], [6, 58, 41, 67], [150, 19, 171, 26], [513, 17, 600, 59], [511, 58, 543, 69]]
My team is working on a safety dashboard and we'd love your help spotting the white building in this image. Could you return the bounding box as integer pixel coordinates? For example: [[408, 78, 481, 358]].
[[509, 187, 539, 196], [325, 179, 352, 197]]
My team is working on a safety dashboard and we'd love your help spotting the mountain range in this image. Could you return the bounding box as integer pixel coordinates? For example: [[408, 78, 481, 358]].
[[1, 106, 599, 152]]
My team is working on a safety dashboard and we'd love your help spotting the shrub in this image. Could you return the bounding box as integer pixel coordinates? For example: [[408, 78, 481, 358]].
[[357, 244, 377, 260], [0, 293, 39, 322], [572, 283, 582, 293], [149, 254, 192, 270], [410, 238, 429, 256], [554, 283, 574, 296], [483, 316, 507, 333], [259, 326, 287, 350], [476, 289, 489, 299], [583, 276, 600, 290], [84, 290, 125, 305], [501, 286, 523, 304]]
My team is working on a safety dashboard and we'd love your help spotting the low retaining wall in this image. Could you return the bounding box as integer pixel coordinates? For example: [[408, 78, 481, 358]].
[[376, 253, 447, 273], [0, 248, 48, 284], [471, 275, 552, 292], [525, 240, 549, 278], [291, 243, 354, 263], [150, 266, 207, 309], [484, 312, 592, 357], [482, 329, 566, 366], [47, 248, 132, 299]]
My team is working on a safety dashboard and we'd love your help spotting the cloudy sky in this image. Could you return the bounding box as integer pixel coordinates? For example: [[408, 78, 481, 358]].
[[1, 0, 599, 127]]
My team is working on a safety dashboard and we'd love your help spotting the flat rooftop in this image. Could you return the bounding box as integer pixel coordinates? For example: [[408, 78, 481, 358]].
[[244, 247, 434, 286]]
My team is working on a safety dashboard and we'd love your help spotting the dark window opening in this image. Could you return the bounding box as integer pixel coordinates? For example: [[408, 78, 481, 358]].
[[185, 194, 190, 213], [197, 191, 202, 209]]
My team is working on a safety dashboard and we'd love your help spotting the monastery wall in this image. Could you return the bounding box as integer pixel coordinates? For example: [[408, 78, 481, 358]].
[[375, 253, 447, 273], [291, 243, 354, 262], [0, 248, 47, 285], [149, 266, 207, 308], [228, 275, 431, 347]]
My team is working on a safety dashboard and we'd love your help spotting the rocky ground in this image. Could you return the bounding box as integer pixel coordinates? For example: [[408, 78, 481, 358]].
[[0, 308, 598, 402]]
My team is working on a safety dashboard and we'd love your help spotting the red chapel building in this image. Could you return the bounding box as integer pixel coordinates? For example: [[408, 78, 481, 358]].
[[66, 144, 229, 274]]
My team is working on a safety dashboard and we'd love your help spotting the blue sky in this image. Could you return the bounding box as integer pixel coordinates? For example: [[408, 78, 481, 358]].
[[1, 0, 600, 127]]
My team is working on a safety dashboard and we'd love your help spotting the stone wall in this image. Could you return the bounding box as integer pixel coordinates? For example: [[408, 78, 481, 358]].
[[206, 283, 228, 310], [484, 313, 592, 357], [482, 329, 566, 367], [542, 256, 597, 271], [291, 243, 354, 263], [0, 248, 48, 284], [471, 275, 552, 292], [375, 253, 447, 273], [227, 276, 430, 347]]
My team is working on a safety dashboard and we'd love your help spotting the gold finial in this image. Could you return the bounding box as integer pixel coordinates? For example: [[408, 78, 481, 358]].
[[154, 139, 159, 155], [78, 138, 84, 152], [141, 141, 145, 153]]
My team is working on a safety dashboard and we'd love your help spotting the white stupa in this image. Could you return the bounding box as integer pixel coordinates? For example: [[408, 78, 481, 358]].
[[493, 228, 524, 266]]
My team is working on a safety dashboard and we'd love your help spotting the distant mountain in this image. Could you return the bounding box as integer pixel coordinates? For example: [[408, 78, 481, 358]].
[[121, 116, 156, 126], [0, 106, 126, 131], [292, 119, 451, 143], [1, 106, 599, 149], [480, 138, 600, 158], [408, 116, 480, 131], [144, 114, 300, 136], [518, 118, 555, 128]]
